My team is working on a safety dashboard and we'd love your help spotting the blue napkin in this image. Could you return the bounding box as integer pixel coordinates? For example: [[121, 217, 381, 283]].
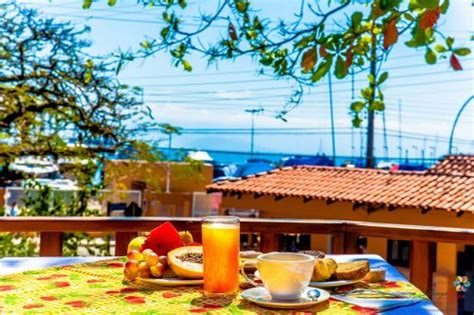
[[331, 295, 422, 312]]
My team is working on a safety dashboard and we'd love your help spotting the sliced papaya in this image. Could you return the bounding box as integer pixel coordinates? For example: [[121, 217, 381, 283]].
[[167, 246, 203, 279]]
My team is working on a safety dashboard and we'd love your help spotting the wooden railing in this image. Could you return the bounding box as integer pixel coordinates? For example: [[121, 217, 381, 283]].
[[1, 216, 474, 296]]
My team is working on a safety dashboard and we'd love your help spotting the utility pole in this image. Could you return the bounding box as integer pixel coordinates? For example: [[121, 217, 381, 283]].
[[327, 73, 336, 163], [245, 107, 264, 156], [366, 30, 377, 168], [382, 111, 388, 161], [398, 99, 402, 164]]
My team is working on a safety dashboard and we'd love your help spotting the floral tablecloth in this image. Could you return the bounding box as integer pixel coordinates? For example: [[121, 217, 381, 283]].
[[0, 257, 432, 314]]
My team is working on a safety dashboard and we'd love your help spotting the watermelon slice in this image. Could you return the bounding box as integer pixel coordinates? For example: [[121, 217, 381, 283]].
[[141, 222, 184, 256]]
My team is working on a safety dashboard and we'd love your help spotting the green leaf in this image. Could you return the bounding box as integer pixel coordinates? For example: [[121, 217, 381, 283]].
[[352, 116, 362, 128], [378, 88, 384, 101], [425, 48, 437, 64], [82, 0, 92, 9], [370, 100, 385, 111], [178, 0, 187, 9], [454, 48, 471, 56], [140, 40, 152, 50], [294, 35, 314, 49], [235, 0, 248, 12], [259, 56, 273, 66], [84, 71, 92, 83], [417, 0, 439, 9], [160, 27, 170, 39], [310, 56, 333, 82], [378, 72, 389, 84], [361, 87, 373, 100], [409, 0, 421, 10], [351, 12, 363, 31], [440, 0, 449, 13], [446, 36, 454, 49], [434, 44, 447, 52], [402, 12, 415, 22], [350, 101, 365, 112], [108, 0, 117, 6], [182, 60, 192, 72], [368, 74, 375, 85], [334, 55, 347, 79]]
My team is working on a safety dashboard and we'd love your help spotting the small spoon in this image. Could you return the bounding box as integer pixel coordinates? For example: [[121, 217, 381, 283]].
[[307, 289, 321, 301]]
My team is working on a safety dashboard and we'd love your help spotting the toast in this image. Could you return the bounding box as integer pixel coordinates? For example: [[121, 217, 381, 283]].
[[334, 260, 370, 280], [312, 258, 337, 282]]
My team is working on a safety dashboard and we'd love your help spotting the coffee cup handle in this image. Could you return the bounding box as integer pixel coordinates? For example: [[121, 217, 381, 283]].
[[240, 260, 262, 287]]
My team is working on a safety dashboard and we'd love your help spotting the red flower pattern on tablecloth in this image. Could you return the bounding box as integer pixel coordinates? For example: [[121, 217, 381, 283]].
[[23, 303, 44, 309], [380, 281, 400, 288], [189, 308, 208, 313], [0, 285, 14, 291], [351, 305, 377, 314], [105, 290, 120, 295], [162, 292, 181, 298], [41, 296, 59, 301], [37, 274, 68, 281], [65, 300, 88, 308], [202, 304, 222, 309], [107, 262, 124, 268], [120, 287, 138, 293], [54, 281, 70, 288], [124, 296, 145, 304], [87, 279, 105, 283]]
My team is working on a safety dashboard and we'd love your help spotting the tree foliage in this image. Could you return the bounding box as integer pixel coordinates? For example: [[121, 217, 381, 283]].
[[89, 0, 470, 126], [0, 2, 156, 184]]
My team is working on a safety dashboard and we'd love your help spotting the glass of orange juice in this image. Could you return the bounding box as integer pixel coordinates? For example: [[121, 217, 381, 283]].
[[202, 216, 240, 297]]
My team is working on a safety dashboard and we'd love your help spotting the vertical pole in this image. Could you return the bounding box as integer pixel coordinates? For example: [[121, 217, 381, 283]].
[[327, 73, 336, 163], [410, 241, 434, 298], [250, 112, 255, 156], [398, 99, 402, 164], [382, 111, 388, 161], [366, 30, 377, 168]]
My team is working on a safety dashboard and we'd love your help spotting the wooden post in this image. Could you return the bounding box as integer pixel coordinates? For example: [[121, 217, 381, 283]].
[[260, 233, 279, 253], [115, 232, 138, 256], [332, 232, 345, 254], [40, 232, 63, 256], [344, 232, 359, 254], [332, 232, 359, 254], [410, 240, 434, 298]]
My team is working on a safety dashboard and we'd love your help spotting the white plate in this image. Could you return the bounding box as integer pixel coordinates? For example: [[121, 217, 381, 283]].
[[309, 279, 361, 288], [137, 277, 203, 286], [241, 287, 330, 310], [254, 271, 361, 288]]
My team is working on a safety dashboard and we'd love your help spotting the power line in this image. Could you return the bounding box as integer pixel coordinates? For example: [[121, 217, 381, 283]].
[[142, 67, 473, 96], [143, 77, 473, 103]]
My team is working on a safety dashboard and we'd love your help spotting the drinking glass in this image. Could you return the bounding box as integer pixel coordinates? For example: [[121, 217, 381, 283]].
[[202, 216, 240, 297]]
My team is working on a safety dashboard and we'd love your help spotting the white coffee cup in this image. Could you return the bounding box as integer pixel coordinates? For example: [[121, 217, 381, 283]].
[[241, 252, 315, 301]]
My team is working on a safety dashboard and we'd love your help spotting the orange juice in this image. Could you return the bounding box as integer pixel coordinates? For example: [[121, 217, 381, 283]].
[[202, 216, 240, 297]]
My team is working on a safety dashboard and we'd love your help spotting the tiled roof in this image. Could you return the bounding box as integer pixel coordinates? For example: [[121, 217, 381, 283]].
[[427, 155, 474, 177], [207, 155, 474, 214]]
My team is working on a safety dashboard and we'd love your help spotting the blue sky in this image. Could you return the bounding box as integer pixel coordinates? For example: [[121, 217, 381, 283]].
[[23, 0, 473, 159]]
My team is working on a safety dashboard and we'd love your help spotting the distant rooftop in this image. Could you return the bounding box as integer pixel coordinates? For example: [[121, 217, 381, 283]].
[[427, 155, 474, 177], [207, 155, 474, 214]]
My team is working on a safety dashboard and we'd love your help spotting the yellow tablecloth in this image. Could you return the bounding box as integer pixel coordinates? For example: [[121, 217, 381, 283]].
[[0, 258, 427, 314]]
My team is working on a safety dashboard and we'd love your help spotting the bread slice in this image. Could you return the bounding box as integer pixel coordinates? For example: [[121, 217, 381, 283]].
[[334, 260, 370, 280], [312, 258, 337, 282]]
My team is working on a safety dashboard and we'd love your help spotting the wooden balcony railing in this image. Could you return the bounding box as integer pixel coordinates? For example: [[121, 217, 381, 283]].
[[1, 216, 474, 296]]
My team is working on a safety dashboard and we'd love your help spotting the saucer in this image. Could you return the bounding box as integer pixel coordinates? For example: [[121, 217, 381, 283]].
[[310, 279, 362, 288], [254, 271, 361, 288], [241, 287, 330, 309]]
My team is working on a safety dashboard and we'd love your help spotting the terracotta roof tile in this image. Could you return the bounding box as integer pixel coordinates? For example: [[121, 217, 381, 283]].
[[207, 155, 474, 213]]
